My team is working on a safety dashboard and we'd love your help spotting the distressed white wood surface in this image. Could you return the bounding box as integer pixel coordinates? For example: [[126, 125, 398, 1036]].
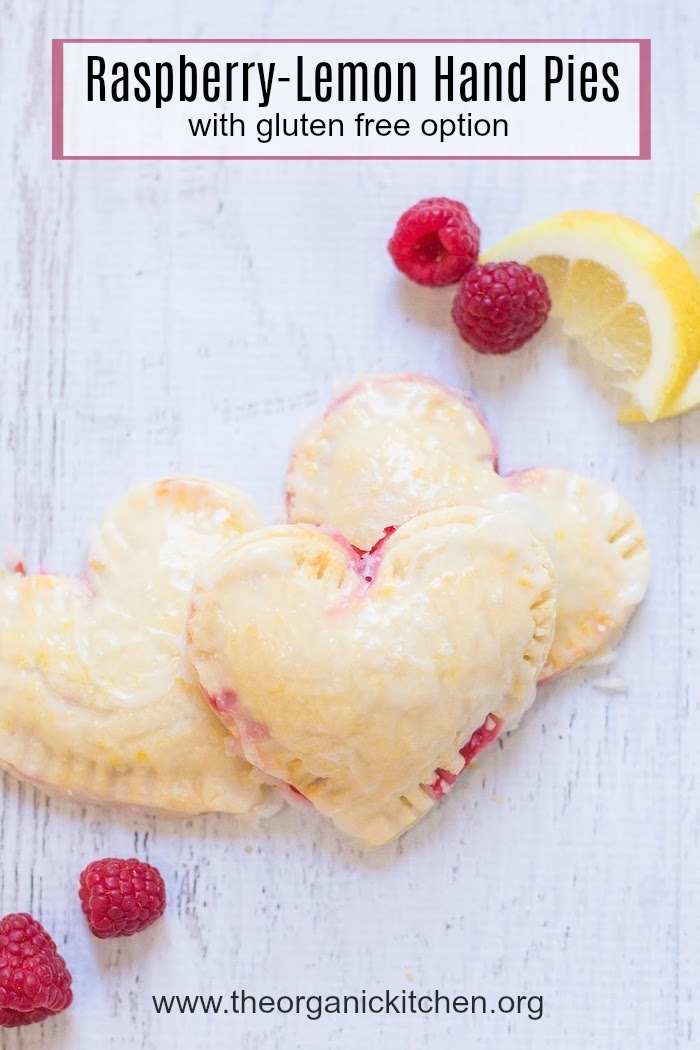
[[0, 1, 698, 1048]]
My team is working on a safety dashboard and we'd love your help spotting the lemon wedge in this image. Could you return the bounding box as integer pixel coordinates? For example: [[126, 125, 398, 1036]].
[[684, 193, 700, 281], [641, 195, 700, 418], [483, 211, 700, 421], [620, 197, 700, 420]]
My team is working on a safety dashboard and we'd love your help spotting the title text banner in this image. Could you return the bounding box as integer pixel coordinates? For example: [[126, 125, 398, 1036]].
[[52, 39, 651, 160]]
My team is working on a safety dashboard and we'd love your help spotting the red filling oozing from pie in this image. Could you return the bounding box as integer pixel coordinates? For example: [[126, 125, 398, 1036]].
[[351, 526, 397, 582], [209, 689, 238, 715], [425, 713, 503, 799]]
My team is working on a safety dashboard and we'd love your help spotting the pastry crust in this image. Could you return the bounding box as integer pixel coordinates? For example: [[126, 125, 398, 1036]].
[[187, 506, 556, 847], [0, 478, 277, 817], [286, 374, 649, 678]]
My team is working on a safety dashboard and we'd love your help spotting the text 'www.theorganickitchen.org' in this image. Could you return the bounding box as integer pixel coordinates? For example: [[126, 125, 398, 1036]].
[[151, 988, 544, 1022]]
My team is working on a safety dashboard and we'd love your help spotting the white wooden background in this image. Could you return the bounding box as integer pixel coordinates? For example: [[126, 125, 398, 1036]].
[[0, 2, 698, 1048]]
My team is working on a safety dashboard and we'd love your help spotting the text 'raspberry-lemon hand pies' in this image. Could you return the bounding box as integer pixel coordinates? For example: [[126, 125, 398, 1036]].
[[286, 375, 649, 680], [0, 478, 276, 816], [186, 507, 557, 847]]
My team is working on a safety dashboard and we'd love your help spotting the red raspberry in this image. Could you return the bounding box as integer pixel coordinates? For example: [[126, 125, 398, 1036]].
[[79, 858, 166, 939], [0, 913, 73, 1027], [388, 197, 480, 286], [452, 261, 551, 354]]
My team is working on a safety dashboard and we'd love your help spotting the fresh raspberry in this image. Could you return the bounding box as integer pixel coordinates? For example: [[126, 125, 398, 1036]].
[[79, 858, 166, 939], [388, 197, 480, 286], [452, 261, 551, 354], [0, 913, 73, 1027]]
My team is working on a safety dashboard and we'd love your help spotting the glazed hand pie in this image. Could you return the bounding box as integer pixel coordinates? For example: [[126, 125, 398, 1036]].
[[186, 506, 556, 847], [286, 374, 649, 679], [0, 478, 276, 816]]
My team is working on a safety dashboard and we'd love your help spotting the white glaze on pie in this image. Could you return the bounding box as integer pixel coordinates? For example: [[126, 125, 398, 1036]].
[[187, 506, 556, 847], [0, 478, 277, 816], [286, 375, 649, 679]]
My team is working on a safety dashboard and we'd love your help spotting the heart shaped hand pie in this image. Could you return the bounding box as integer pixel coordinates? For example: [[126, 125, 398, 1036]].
[[186, 506, 556, 847], [0, 478, 276, 816], [286, 375, 649, 679]]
